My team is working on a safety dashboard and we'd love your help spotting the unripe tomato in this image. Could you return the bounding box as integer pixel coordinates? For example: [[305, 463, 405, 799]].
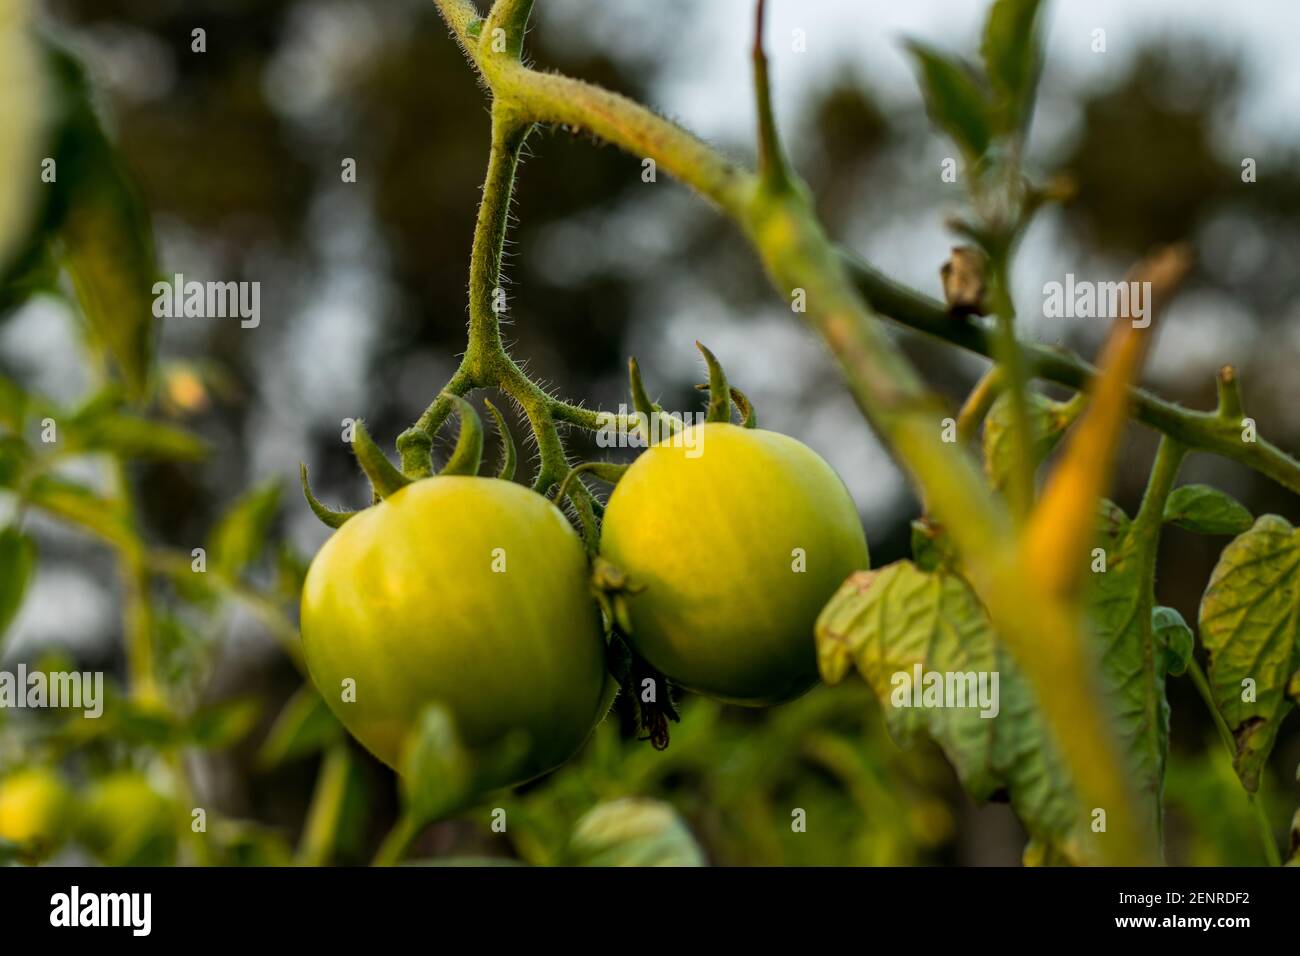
[[77, 771, 177, 867], [0, 767, 73, 857], [300, 476, 608, 786], [601, 422, 868, 705]]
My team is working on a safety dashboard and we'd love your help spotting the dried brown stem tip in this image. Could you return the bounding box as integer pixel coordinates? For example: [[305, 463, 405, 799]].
[[940, 246, 989, 318]]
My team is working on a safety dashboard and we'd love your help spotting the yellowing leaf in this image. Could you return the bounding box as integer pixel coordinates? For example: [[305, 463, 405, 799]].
[[0, 0, 50, 273], [1198, 515, 1300, 792], [569, 798, 705, 867], [816, 561, 1089, 861]]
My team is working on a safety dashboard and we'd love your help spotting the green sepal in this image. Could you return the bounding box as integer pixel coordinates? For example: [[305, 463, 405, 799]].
[[438, 393, 484, 477], [482, 398, 516, 480], [694, 383, 757, 428], [695, 341, 731, 423], [554, 462, 629, 510], [352, 419, 411, 499], [299, 464, 356, 530], [730, 386, 757, 428], [628, 356, 656, 431]]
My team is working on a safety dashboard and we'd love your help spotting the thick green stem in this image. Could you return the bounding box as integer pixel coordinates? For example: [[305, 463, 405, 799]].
[[842, 254, 1300, 496], [298, 744, 352, 866], [988, 257, 1035, 522], [489, 61, 753, 218], [1128, 436, 1187, 851], [483, 0, 534, 60], [467, 116, 530, 364]]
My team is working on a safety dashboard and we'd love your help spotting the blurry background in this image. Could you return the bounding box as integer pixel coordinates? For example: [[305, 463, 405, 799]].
[[3, 0, 1298, 864]]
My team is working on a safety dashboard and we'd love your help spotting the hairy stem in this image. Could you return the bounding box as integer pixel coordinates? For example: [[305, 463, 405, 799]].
[[468, 117, 530, 363], [843, 254, 1300, 495], [1128, 435, 1187, 852]]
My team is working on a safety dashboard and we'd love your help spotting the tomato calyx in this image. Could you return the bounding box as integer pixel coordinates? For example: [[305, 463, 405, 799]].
[[590, 555, 679, 750], [300, 393, 525, 530], [627, 649, 680, 750]]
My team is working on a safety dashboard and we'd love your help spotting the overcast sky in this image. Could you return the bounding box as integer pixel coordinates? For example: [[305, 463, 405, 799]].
[[539, 0, 1300, 143]]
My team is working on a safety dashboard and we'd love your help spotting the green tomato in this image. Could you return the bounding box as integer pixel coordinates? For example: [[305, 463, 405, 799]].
[[601, 422, 868, 705], [0, 767, 73, 857], [77, 772, 177, 867], [300, 476, 609, 786]]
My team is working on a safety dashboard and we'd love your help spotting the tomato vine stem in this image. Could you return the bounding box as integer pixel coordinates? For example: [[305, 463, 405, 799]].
[[842, 255, 1300, 496], [1127, 435, 1188, 855]]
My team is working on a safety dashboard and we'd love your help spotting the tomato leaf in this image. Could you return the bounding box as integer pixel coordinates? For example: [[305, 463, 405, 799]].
[[1083, 504, 1176, 835], [979, 0, 1045, 136], [1152, 605, 1194, 677], [64, 408, 207, 461], [25, 475, 134, 548], [1163, 484, 1253, 536], [45, 45, 158, 400], [400, 704, 474, 826], [258, 685, 343, 768], [904, 42, 993, 161], [568, 798, 705, 867], [981, 390, 1072, 494], [1198, 515, 1300, 792], [187, 697, 262, 749], [0, 526, 36, 651], [209, 481, 282, 578], [0, 375, 29, 431], [406, 856, 527, 866], [0, 4, 52, 276], [816, 561, 1088, 862]]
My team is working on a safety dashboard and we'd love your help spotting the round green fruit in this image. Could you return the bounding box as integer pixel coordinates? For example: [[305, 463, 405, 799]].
[[600, 422, 868, 705], [77, 771, 177, 867], [0, 766, 73, 857], [300, 476, 608, 786]]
